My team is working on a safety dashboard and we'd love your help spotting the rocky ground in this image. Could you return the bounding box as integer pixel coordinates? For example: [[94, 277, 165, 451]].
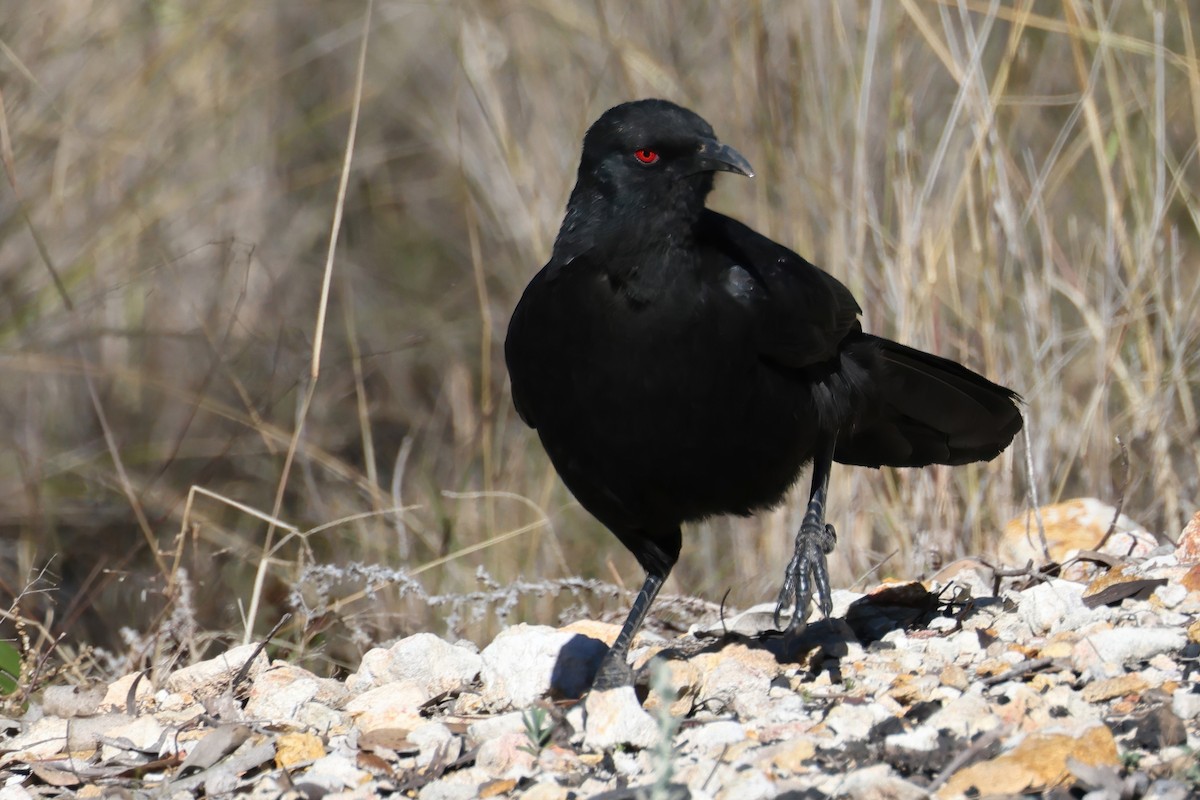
[[2, 506, 1199, 799]]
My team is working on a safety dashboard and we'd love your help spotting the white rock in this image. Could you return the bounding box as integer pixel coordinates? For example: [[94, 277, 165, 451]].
[[677, 759, 734, 795], [925, 691, 1002, 739], [837, 763, 928, 800], [761, 692, 808, 724], [714, 767, 777, 800], [245, 663, 348, 721], [100, 715, 168, 760], [927, 615, 959, 632], [829, 590, 866, 619], [164, 643, 269, 696], [700, 654, 773, 718], [823, 701, 892, 744], [1153, 583, 1188, 609], [1141, 780, 1192, 800], [417, 767, 492, 800], [1172, 689, 1200, 720], [467, 710, 526, 744], [925, 629, 983, 664], [480, 624, 604, 709], [1041, 684, 1102, 722], [410, 722, 461, 768], [575, 778, 617, 798], [885, 723, 942, 754], [476, 730, 537, 778], [1071, 627, 1187, 672], [615, 749, 651, 778], [564, 702, 587, 745], [294, 753, 369, 791], [4, 714, 132, 759], [3, 716, 70, 759], [99, 671, 154, 712], [42, 684, 106, 718], [519, 782, 572, 800], [1017, 579, 1106, 635], [680, 719, 745, 756], [346, 633, 482, 696], [582, 686, 661, 750], [244, 678, 318, 720], [344, 680, 430, 733], [293, 702, 346, 731], [691, 602, 777, 636]]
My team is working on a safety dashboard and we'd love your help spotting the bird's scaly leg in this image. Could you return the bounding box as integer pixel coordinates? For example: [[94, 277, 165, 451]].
[[774, 435, 837, 631], [592, 570, 665, 690]]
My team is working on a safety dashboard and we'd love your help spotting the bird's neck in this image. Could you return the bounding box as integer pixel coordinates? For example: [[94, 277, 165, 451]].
[[552, 184, 706, 276]]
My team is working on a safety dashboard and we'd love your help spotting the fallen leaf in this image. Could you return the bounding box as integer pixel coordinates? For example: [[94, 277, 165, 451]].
[[177, 725, 251, 774], [31, 764, 82, 787]]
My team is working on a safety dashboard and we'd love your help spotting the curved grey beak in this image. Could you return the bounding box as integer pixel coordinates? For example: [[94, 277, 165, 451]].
[[692, 138, 755, 178]]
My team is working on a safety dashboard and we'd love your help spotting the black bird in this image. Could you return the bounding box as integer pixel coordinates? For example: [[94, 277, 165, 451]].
[[505, 99, 1022, 689]]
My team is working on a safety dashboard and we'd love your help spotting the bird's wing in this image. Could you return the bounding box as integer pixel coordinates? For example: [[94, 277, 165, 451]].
[[504, 263, 556, 429], [700, 210, 861, 368]]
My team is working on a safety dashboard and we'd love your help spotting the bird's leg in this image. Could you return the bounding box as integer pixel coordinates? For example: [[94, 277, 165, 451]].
[[774, 435, 837, 631], [592, 570, 665, 690]]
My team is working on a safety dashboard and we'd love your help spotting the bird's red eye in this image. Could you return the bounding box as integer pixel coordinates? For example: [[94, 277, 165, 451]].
[[634, 149, 660, 164]]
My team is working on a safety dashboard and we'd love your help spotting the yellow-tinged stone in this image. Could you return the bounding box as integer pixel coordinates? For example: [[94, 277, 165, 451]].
[[1000, 499, 1155, 579], [888, 672, 927, 704], [765, 738, 817, 773], [1029, 674, 1057, 692], [275, 731, 325, 769], [1081, 674, 1150, 703], [1181, 564, 1200, 593], [1112, 697, 1138, 715], [691, 642, 784, 680], [725, 739, 757, 761], [1039, 641, 1074, 659], [1009, 643, 1039, 658], [937, 723, 1119, 799], [559, 619, 622, 645], [1187, 618, 1200, 644], [975, 658, 1012, 677], [479, 778, 518, 798], [642, 658, 701, 718], [1082, 563, 1143, 600], [940, 665, 969, 691], [520, 783, 571, 800]]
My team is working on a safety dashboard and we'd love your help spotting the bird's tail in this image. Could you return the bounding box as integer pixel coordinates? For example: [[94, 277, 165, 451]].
[[834, 335, 1023, 468]]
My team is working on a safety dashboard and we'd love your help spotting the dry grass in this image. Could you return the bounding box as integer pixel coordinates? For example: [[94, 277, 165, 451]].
[[0, 1, 1197, 683]]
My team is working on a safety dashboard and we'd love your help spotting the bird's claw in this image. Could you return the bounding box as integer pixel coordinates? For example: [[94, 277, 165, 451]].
[[591, 649, 635, 691], [773, 522, 836, 631]]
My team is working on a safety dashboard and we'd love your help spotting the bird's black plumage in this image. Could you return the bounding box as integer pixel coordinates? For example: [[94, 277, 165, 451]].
[[505, 99, 1022, 689]]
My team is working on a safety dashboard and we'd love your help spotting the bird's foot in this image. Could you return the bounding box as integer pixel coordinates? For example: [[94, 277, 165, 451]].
[[591, 649, 635, 691], [773, 521, 836, 632]]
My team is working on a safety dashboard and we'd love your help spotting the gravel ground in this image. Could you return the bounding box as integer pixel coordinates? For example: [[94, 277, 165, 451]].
[[2, 512, 1198, 800]]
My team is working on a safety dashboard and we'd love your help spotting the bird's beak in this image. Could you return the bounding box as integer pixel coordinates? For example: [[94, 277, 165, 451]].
[[691, 139, 755, 178]]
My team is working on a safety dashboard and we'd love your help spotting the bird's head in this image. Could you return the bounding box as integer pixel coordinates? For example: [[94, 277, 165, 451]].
[[554, 99, 754, 260], [578, 99, 754, 189]]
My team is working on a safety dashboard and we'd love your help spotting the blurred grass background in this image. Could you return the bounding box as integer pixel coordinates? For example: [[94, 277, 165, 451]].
[[1, 1, 1197, 680]]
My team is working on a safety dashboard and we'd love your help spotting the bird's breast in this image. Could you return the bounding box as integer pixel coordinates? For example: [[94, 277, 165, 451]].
[[522, 267, 803, 437], [508, 263, 816, 522]]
